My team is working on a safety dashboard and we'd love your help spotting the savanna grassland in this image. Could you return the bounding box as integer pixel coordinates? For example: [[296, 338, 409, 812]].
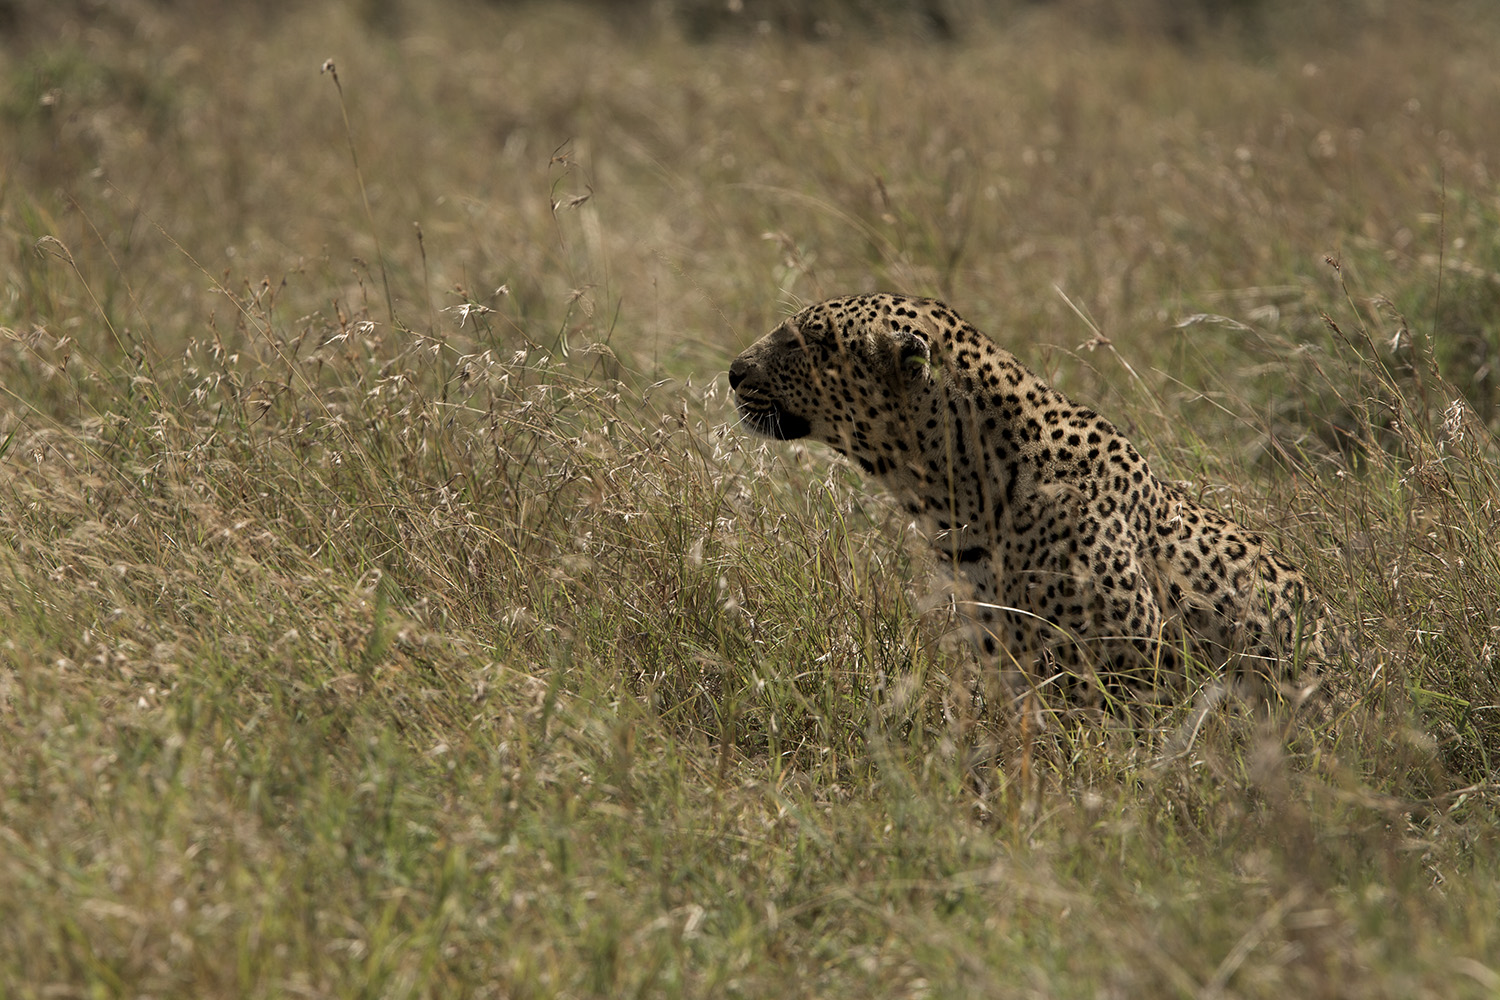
[[3, 0, 1500, 995]]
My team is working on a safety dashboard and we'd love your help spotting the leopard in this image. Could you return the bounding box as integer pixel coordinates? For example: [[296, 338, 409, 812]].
[[728, 292, 1338, 712]]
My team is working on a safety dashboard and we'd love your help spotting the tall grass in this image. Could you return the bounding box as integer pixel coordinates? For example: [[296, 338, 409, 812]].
[[1, 2, 1498, 996]]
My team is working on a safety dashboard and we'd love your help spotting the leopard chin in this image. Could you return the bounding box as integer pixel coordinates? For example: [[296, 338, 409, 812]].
[[736, 402, 810, 441]]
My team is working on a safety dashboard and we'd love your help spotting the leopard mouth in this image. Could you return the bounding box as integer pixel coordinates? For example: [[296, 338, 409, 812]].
[[735, 398, 811, 440]]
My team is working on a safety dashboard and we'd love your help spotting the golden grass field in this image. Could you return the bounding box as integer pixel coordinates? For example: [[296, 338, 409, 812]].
[[2, 0, 1499, 995]]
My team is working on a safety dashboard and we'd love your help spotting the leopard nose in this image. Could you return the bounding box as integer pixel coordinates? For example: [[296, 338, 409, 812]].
[[728, 358, 749, 391]]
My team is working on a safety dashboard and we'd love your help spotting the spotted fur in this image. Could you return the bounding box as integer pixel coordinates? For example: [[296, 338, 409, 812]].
[[729, 293, 1335, 707]]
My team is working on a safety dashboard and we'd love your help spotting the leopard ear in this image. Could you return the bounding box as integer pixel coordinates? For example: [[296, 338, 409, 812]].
[[895, 327, 932, 375]]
